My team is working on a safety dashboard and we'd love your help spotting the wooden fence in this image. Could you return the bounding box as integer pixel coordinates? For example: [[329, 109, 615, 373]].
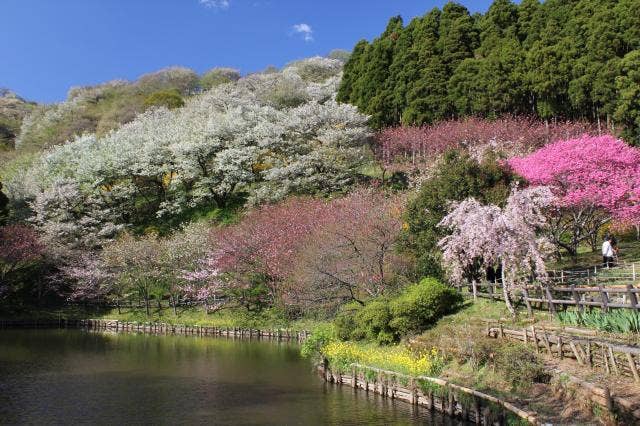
[[548, 262, 639, 287], [464, 281, 640, 313], [486, 321, 640, 383], [321, 361, 539, 425]]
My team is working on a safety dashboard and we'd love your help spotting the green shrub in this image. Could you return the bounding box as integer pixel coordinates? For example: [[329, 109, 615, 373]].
[[494, 343, 548, 390], [334, 278, 462, 345], [143, 90, 184, 109], [200, 68, 240, 90], [389, 278, 463, 335], [334, 301, 362, 340], [300, 323, 335, 360], [353, 299, 395, 344]]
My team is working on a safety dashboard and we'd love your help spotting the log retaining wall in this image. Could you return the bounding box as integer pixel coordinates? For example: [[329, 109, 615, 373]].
[[0, 318, 310, 341]]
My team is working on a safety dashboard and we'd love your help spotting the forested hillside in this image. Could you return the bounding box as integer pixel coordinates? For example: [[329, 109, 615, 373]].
[[0, 89, 34, 150], [337, 0, 640, 143], [14, 67, 242, 153]]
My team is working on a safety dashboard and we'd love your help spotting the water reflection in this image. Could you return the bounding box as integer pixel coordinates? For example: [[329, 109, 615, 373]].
[[0, 330, 465, 425]]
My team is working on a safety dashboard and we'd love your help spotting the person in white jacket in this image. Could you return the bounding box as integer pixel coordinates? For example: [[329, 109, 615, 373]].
[[602, 237, 615, 268]]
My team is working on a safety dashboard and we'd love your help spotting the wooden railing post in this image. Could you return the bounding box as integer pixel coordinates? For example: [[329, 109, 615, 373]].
[[599, 286, 609, 313], [626, 353, 640, 383], [626, 284, 638, 311], [571, 284, 582, 312], [521, 287, 533, 316], [545, 287, 556, 314]]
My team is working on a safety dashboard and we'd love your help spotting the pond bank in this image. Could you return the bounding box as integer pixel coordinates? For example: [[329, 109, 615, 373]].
[[0, 318, 310, 340], [319, 360, 539, 425]]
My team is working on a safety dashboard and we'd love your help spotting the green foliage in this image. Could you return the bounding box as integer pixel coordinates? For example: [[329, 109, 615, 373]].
[[300, 323, 335, 359], [334, 302, 362, 340], [493, 342, 548, 390], [335, 278, 462, 344], [338, 0, 640, 139], [353, 299, 395, 344], [388, 278, 463, 336], [227, 276, 271, 313], [401, 151, 514, 279], [143, 90, 184, 109], [0, 116, 20, 150], [15, 67, 200, 152], [557, 309, 640, 334], [200, 68, 241, 90]]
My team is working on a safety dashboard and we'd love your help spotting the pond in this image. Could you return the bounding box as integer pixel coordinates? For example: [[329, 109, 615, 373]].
[[0, 329, 463, 425]]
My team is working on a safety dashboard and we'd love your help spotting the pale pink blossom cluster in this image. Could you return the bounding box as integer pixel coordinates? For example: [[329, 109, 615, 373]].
[[439, 186, 555, 314]]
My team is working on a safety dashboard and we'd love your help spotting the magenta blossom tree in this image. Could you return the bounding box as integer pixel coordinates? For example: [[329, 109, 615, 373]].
[[0, 225, 45, 298], [508, 135, 640, 253], [375, 117, 598, 180], [438, 186, 555, 315]]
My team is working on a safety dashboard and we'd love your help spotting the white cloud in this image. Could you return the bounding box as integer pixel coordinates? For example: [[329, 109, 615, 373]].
[[292, 23, 314, 42], [200, 0, 230, 9]]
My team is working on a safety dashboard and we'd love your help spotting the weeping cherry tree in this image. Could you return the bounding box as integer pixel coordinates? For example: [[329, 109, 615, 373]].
[[438, 186, 555, 315]]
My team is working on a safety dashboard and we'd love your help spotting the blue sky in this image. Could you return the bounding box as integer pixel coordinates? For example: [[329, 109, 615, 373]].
[[1, 0, 496, 103]]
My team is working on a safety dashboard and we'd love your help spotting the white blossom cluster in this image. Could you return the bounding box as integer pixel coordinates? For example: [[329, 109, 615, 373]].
[[22, 57, 370, 246]]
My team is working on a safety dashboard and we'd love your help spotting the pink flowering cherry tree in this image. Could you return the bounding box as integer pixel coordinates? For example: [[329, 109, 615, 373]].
[[187, 190, 407, 312], [508, 135, 640, 255], [0, 225, 45, 298], [438, 186, 555, 315]]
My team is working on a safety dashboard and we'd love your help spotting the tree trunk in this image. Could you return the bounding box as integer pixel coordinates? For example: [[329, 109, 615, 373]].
[[117, 299, 121, 315], [171, 295, 177, 315], [145, 297, 150, 317], [501, 261, 516, 317]]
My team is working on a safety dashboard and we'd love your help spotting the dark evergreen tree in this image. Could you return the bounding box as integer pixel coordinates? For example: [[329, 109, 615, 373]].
[[337, 0, 640, 141]]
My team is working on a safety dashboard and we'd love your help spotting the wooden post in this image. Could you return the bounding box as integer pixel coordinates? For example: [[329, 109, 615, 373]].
[[586, 341, 592, 367], [545, 287, 556, 314], [447, 389, 455, 417], [603, 347, 611, 374], [569, 341, 583, 365], [603, 386, 613, 412], [624, 353, 640, 383], [608, 346, 619, 375], [571, 284, 582, 312], [351, 365, 358, 388], [626, 284, 638, 310], [531, 326, 539, 353], [561, 270, 564, 285], [409, 378, 416, 405], [557, 335, 563, 359], [599, 286, 609, 313], [521, 287, 533, 316], [473, 396, 481, 425], [542, 330, 552, 354]]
